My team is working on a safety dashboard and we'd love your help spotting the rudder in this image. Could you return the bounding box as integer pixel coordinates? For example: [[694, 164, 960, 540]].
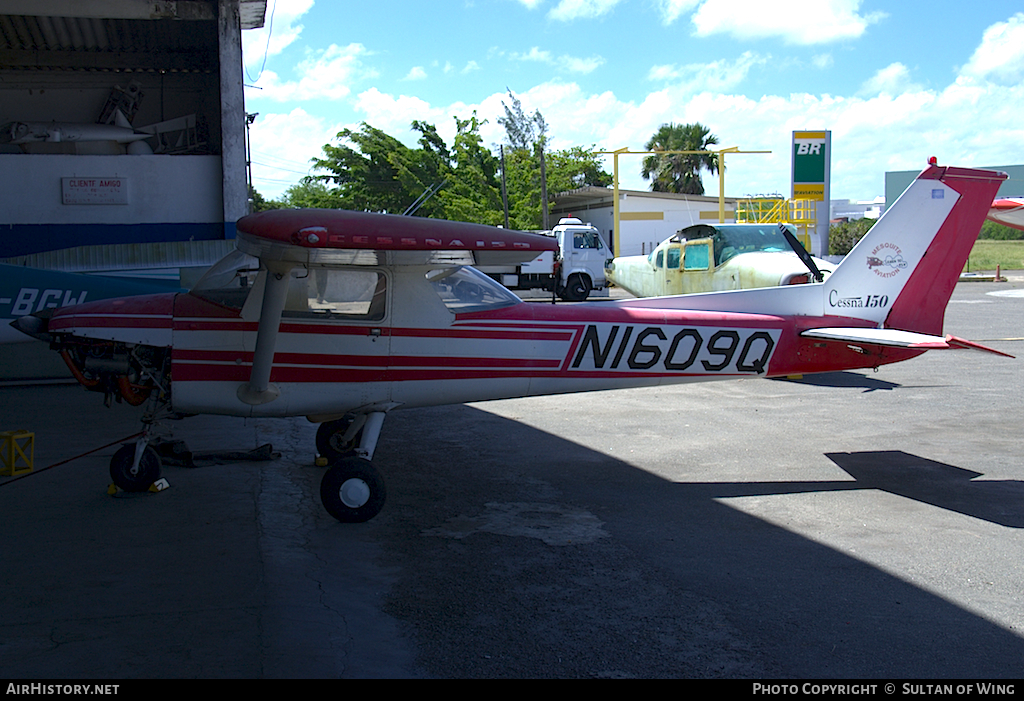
[[823, 163, 1006, 335]]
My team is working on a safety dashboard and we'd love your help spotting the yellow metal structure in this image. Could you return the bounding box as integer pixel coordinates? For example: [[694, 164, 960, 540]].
[[598, 147, 771, 257], [1, 429, 34, 476], [737, 198, 818, 253]]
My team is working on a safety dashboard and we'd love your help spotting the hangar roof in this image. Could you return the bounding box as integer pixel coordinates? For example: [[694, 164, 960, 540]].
[[0, 1, 266, 72]]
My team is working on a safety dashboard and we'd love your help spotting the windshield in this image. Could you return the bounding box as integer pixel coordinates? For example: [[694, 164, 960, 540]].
[[190, 249, 260, 308], [683, 224, 798, 265], [428, 266, 521, 313]]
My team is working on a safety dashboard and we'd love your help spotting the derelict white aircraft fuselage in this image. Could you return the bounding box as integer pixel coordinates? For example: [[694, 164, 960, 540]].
[[17, 163, 1011, 522]]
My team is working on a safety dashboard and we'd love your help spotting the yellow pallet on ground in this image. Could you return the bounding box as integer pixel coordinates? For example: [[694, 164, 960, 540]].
[[1, 430, 34, 476]]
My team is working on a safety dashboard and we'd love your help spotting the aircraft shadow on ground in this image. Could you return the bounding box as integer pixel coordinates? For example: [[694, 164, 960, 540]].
[[690, 450, 1024, 529], [378, 404, 1024, 677], [3, 387, 1021, 678], [773, 371, 901, 392]]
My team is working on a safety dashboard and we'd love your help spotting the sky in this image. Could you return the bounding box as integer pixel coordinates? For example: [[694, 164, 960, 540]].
[[240, 0, 1024, 205]]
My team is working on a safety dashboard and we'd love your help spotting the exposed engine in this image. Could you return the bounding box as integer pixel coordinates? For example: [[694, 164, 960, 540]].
[[56, 337, 170, 409]]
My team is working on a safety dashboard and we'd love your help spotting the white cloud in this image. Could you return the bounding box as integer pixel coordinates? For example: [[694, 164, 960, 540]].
[[511, 46, 605, 74], [255, 43, 378, 102], [561, 55, 606, 74], [859, 62, 919, 95], [961, 13, 1024, 85], [647, 52, 766, 93], [656, 0, 701, 25], [241, 0, 316, 76], [549, 0, 624, 21], [403, 66, 428, 81], [512, 47, 554, 63], [247, 107, 342, 195], [812, 54, 833, 69], [353, 88, 454, 139], [249, 9, 1024, 203], [659, 0, 886, 44]]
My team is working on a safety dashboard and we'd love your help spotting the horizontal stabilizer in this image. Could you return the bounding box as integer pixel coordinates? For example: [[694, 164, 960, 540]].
[[801, 328, 1014, 358]]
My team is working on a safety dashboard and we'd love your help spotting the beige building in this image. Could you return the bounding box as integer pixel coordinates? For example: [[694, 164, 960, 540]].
[[551, 186, 738, 257]]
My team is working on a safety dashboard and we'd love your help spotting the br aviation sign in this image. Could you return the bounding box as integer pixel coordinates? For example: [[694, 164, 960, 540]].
[[791, 130, 831, 256]]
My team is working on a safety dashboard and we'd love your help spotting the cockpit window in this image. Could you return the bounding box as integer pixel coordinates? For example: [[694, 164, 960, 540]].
[[709, 224, 796, 265], [190, 250, 260, 309], [283, 268, 386, 321], [191, 251, 386, 320], [427, 266, 521, 313]]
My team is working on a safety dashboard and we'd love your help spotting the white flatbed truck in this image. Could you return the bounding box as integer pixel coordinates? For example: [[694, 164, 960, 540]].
[[479, 217, 610, 301]]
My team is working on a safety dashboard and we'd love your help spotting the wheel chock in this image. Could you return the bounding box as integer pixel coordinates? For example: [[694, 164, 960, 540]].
[[1, 430, 34, 477], [315, 455, 329, 467], [107, 478, 170, 497]]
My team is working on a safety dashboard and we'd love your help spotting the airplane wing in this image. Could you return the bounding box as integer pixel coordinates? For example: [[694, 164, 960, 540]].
[[801, 328, 1014, 358], [987, 198, 1024, 231], [234, 209, 557, 267]]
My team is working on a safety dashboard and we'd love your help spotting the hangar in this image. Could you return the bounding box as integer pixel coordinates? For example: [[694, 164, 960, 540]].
[[0, 0, 266, 281]]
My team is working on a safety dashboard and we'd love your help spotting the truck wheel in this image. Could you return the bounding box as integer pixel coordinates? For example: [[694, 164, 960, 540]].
[[560, 274, 591, 301]]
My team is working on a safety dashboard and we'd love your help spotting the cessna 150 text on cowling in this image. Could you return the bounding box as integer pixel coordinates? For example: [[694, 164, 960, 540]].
[[14, 162, 1012, 523]]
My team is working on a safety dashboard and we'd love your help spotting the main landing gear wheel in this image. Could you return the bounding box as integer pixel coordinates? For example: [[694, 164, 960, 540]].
[[316, 417, 363, 462], [320, 457, 386, 523], [110, 444, 162, 492]]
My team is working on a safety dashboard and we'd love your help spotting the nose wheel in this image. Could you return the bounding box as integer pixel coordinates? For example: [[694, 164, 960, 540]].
[[110, 443, 162, 492], [320, 457, 386, 523]]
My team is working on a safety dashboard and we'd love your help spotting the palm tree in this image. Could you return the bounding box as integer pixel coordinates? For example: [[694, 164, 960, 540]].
[[640, 122, 720, 195]]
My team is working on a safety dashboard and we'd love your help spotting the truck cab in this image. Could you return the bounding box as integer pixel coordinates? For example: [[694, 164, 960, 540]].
[[478, 217, 610, 301], [552, 217, 610, 301]]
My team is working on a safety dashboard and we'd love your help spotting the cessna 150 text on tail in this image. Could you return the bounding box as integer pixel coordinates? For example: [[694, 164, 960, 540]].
[[14, 162, 1012, 523]]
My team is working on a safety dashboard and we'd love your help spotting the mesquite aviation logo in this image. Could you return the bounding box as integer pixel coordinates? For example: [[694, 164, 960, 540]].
[[867, 242, 908, 278]]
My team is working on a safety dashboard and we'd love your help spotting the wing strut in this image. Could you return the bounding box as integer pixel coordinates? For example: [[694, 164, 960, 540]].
[[237, 260, 294, 405]]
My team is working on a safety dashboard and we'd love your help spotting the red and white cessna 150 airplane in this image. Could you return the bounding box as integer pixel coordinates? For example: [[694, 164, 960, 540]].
[[14, 162, 1012, 523]]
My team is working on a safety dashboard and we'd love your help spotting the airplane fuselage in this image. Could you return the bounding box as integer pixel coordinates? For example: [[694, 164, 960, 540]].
[[48, 264, 915, 421]]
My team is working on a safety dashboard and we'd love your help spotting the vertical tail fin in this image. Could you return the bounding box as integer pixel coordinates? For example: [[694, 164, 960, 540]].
[[823, 164, 1006, 335]]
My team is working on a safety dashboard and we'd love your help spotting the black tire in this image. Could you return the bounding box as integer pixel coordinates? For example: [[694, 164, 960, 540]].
[[559, 273, 591, 301], [110, 444, 162, 492], [320, 458, 386, 523], [316, 417, 362, 461]]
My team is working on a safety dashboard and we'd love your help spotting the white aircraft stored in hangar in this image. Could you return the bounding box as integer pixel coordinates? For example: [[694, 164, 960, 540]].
[[12, 160, 1012, 523]]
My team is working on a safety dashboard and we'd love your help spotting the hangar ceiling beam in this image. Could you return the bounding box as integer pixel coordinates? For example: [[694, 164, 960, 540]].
[[0, 48, 216, 71], [0, 1, 216, 21]]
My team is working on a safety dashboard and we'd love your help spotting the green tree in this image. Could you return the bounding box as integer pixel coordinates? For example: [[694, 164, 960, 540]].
[[546, 146, 612, 192], [311, 122, 430, 214], [979, 220, 1024, 240], [497, 89, 546, 152], [279, 177, 345, 209], [435, 112, 503, 225], [829, 217, 876, 255], [502, 145, 611, 230], [249, 186, 284, 212], [641, 122, 719, 195], [287, 111, 610, 229]]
